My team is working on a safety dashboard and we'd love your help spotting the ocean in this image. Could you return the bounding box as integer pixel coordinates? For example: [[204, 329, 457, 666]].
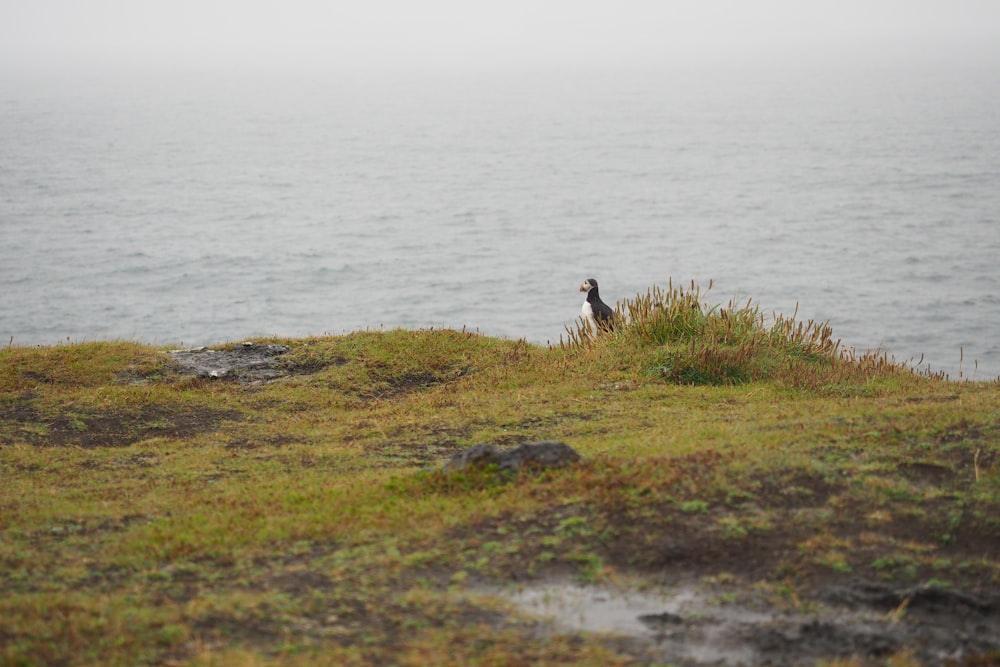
[[2, 65, 998, 379]]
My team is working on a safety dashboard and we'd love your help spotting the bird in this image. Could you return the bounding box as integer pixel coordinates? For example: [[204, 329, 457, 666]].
[[579, 278, 616, 332]]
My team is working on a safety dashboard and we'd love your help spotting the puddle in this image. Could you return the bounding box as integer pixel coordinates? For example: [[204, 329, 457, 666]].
[[506, 582, 700, 635], [498, 581, 765, 665], [486, 579, 999, 666]]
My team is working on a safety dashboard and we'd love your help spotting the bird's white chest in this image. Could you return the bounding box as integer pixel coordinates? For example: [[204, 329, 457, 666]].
[[581, 301, 596, 327]]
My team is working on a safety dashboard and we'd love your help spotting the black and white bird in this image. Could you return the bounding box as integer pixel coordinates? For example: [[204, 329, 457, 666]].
[[579, 278, 616, 332]]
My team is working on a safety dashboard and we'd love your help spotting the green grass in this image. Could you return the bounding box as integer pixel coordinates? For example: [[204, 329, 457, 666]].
[[2, 285, 998, 666]]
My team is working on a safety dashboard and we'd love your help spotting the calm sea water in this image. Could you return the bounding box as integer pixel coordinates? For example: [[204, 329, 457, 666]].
[[2, 66, 998, 379]]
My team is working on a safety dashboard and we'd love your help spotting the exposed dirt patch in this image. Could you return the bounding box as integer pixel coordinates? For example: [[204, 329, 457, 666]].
[[881, 421, 999, 489], [752, 470, 840, 509], [487, 413, 597, 446], [32, 514, 152, 541], [3, 400, 242, 448], [224, 434, 304, 451], [367, 371, 449, 400], [266, 569, 333, 596], [339, 366, 472, 402], [900, 394, 961, 404], [166, 552, 516, 662], [900, 461, 957, 487], [364, 439, 469, 468], [78, 451, 158, 471], [190, 610, 284, 648], [349, 420, 480, 463], [935, 419, 995, 445], [0, 392, 37, 425]]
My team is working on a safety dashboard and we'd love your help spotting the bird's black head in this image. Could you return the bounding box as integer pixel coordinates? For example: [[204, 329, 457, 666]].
[[579, 278, 599, 294]]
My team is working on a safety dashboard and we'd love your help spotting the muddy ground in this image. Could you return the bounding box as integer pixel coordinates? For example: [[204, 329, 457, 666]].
[[436, 447, 1000, 666], [489, 576, 999, 666]]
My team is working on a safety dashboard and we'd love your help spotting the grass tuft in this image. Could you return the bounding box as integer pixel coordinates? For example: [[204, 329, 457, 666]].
[[564, 279, 930, 394]]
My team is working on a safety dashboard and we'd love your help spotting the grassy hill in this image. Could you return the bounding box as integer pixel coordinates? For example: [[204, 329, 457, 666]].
[[2, 284, 998, 666]]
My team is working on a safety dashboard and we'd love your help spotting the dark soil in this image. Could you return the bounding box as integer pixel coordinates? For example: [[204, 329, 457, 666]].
[[0, 393, 241, 448]]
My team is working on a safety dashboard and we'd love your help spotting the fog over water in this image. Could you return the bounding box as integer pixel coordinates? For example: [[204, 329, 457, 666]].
[[2, 2, 998, 378], [3, 1, 999, 73]]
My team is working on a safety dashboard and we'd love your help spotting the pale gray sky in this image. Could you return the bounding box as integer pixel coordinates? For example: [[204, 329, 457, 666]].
[[1, 0, 998, 74]]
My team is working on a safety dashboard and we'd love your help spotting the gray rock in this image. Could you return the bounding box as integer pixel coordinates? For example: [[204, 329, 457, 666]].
[[167, 342, 291, 382], [443, 441, 582, 473], [442, 443, 504, 472]]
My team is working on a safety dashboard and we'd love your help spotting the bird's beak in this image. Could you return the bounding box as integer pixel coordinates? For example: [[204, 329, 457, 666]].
[[579, 282, 587, 292]]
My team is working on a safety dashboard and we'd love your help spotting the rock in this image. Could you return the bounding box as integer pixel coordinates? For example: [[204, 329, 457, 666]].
[[443, 443, 504, 471], [443, 441, 582, 473], [167, 342, 291, 382]]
